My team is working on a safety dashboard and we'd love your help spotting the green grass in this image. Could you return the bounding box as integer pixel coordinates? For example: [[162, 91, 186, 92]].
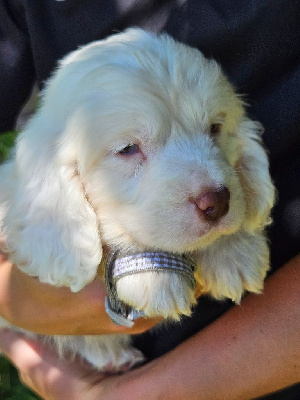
[[0, 131, 18, 164], [0, 132, 40, 399]]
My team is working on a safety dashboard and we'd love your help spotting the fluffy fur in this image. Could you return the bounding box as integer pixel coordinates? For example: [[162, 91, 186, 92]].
[[0, 29, 275, 370]]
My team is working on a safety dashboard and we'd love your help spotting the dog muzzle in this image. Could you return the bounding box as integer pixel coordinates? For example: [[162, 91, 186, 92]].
[[104, 250, 196, 327]]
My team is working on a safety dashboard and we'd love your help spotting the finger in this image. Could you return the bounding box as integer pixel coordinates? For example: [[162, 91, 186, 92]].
[[0, 329, 63, 397], [0, 329, 55, 398], [0, 329, 105, 399], [0, 329, 45, 372]]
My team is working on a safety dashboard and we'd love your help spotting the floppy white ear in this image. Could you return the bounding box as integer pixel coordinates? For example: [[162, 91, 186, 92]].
[[236, 119, 275, 232], [195, 119, 274, 301], [4, 113, 102, 292]]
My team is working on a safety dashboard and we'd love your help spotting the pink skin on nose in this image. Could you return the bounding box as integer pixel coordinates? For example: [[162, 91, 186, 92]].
[[193, 187, 230, 222]]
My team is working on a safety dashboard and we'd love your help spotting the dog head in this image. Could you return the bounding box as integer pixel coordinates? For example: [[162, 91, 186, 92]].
[[3, 29, 274, 291]]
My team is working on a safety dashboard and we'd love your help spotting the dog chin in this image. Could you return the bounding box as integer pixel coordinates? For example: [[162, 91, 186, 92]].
[[182, 221, 244, 253], [145, 226, 240, 255]]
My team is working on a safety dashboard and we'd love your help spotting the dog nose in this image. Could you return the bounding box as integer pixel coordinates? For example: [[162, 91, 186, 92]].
[[193, 187, 230, 222]]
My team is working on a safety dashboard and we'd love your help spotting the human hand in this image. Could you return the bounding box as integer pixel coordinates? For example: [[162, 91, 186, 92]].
[[1, 256, 299, 400], [0, 328, 132, 400], [0, 328, 163, 400]]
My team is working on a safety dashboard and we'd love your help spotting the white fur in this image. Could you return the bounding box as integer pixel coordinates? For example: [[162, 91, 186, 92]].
[[0, 29, 275, 370]]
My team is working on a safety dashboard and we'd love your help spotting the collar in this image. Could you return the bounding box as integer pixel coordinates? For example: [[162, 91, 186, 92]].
[[104, 250, 196, 327]]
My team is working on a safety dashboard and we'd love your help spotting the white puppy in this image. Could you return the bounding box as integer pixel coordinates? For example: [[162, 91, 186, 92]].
[[0, 29, 275, 370]]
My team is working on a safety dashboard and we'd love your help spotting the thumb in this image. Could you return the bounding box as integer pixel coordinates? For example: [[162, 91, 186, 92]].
[[0, 328, 103, 399]]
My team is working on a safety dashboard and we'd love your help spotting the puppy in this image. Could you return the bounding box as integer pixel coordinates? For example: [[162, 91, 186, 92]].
[[0, 29, 275, 371]]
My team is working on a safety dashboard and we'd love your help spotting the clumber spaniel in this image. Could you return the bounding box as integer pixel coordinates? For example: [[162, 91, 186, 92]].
[[0, 29, 275, 370]]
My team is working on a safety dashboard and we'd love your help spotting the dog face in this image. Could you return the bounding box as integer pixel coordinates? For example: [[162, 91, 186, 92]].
[[83, 80, 245, 253], [0, 29, 274, 293]]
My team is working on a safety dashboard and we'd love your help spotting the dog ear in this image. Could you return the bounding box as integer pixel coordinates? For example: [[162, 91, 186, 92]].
[[195, 119, 274, 301], [4, 112, 102, 292], [236, 119, 275, 232]]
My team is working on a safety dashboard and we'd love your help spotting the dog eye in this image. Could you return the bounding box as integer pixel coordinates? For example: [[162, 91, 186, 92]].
[[118, 144, 140, 155], [210, 123, 222, 135]]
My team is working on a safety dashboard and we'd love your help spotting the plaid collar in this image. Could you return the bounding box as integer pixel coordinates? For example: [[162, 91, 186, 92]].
[[104, 250, 196, 327]]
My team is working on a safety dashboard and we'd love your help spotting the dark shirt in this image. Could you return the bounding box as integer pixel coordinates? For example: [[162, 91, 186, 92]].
[[0, 1, 299, 398]]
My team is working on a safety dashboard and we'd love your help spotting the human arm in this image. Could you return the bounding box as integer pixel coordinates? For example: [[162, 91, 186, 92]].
[[0, 249, 160, 335], [133, 253, 300, 400], [0, 254, 298, 400]]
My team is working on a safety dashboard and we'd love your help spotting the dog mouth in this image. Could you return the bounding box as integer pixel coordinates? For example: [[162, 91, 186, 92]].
[[173, 212, 242, 252], [99, 188, 241, 255]]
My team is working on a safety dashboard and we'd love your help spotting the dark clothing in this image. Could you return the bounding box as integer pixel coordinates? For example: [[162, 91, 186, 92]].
[[1, 1, 299, 398]]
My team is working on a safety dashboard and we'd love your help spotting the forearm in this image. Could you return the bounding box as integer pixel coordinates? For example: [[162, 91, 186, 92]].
[[118, 255, 300, 400], [0, 256, 298, 400], [0, 251, 159, 335]]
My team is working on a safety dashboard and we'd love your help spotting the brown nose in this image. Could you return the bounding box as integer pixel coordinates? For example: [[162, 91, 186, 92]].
[[193, 187, 230, 222]]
